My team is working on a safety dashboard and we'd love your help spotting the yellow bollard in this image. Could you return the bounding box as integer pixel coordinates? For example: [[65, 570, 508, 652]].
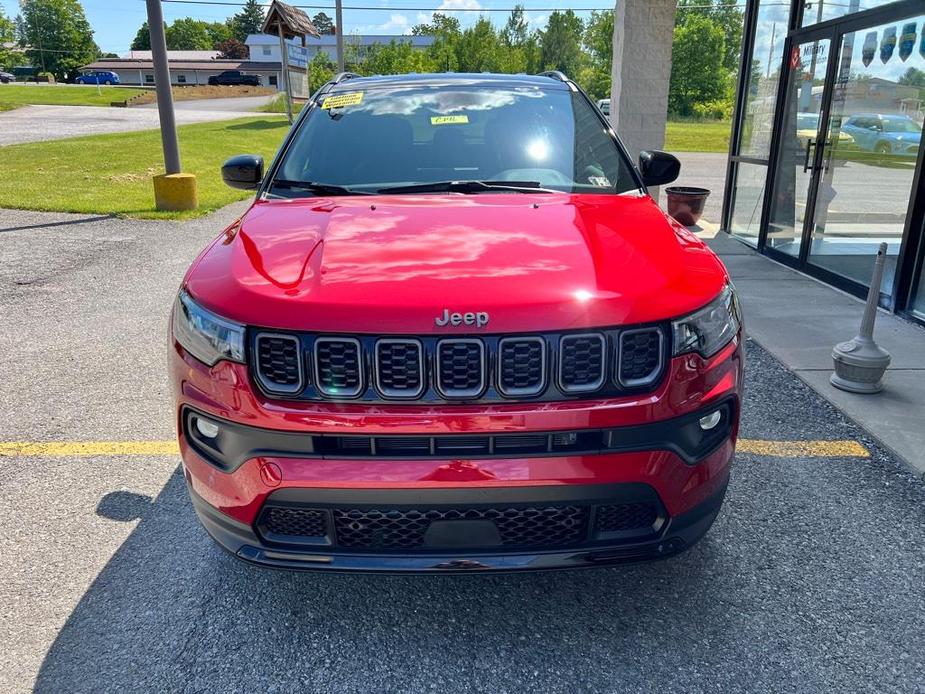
[[153, 173, 198, 212]]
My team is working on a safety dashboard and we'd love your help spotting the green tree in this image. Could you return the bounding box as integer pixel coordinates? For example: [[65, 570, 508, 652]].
[[580, 10, 614, 101], [455, 17, 503, 73], [19, 0, 98, 80], [130, 22, 151, 51], [365, 40, 437, 76], [414, 14, 461, 72], [230, 0, 265, 42], [668, 13, 727, 116], [165, 18, 214, 51], [0, 7, 22, 69], [676, 0, 743, 74], [501, 5, 529, 47], [308, 50, 335, 93], [312, 12, 334, 35], [205, 21, 232, 48], [898, 67, 925, 88], [539, 10, 584, 77]]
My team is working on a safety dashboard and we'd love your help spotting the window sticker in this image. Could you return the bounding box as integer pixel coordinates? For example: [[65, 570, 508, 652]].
[[880, 26, 896, 64], [588, 175, 611, 187], [430, 115, 469, 125], [899, 22, 916, 62], [321, 92, 364, 109]]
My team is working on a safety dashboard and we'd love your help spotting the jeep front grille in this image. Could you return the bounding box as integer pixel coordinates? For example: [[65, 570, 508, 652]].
[[249, 326, 667, 403], [436, 339, 485, 398], [314, 337, 363, 397], [558, 334, 605, 393], [254, 333, 304, 394]]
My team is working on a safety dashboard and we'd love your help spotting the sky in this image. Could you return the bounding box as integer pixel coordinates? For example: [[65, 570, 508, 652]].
[[0, 0, 613, 55]]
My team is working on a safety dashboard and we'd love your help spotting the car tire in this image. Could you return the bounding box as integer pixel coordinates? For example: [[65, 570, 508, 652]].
[[104, 80, 112, 85], [875, 142, 891, 162]]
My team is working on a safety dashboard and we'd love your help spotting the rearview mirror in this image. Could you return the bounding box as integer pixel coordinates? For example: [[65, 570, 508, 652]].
[[222, 154, 264, 190], [638, 150, 680, 187]]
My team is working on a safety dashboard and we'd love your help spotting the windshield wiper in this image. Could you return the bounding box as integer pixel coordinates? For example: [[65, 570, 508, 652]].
[[377, 180, 560, 195], [271, 179, 372, 196]]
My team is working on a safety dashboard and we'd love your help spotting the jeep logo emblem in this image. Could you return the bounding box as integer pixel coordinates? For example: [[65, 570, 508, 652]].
[[435, 309, 489, 328]]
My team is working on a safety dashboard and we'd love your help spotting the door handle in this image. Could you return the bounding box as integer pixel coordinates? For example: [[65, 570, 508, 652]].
[[803, 137, 816, 173]]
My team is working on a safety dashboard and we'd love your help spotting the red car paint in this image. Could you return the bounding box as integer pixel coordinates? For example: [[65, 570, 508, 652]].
[[171, 75, 743, 571], [187, 194, 727, 334]]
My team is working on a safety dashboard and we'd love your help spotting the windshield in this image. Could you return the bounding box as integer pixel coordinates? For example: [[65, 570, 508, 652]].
[[881, 117, 921, 134], [273, 84, 639, 195]]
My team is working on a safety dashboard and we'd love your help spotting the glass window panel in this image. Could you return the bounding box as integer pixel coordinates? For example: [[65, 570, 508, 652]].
[[806, 16, 925, 295], [801, 0, 900, 28], [739, 1, 792, 158], [729, 162, 769, 246]]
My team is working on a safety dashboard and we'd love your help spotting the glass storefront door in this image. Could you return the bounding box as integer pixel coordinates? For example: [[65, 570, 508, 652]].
[[764, 8, 924, 300], [804, 15, 924, 295]]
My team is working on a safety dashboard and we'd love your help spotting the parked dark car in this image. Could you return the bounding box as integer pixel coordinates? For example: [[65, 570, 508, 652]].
[[0, 70, 14, 84], [76, 71, 120, 85], [208, 70, 263, 87]]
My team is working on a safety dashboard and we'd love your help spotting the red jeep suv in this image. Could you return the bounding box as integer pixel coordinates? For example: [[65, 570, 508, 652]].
[[170, 72, 743, 572]]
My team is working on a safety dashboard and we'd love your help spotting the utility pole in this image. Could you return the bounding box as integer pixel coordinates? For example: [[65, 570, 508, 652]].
[[145, 0, 196, 211], [146, 0, 181, 174], [335, 0, 345, 71]]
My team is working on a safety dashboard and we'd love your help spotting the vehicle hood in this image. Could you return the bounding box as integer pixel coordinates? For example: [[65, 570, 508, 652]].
[[186, 193, 729, 333]]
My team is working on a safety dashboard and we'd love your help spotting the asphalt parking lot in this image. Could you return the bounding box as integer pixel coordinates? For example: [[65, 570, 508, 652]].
[[1, 205, 924, 693]]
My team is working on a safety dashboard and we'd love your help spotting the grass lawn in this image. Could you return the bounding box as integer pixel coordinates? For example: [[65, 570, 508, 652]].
[[0, 117, 290, 219], [0, 84, 148, 108], [665, 119, 731, 153], [258, 93, 306, 114]]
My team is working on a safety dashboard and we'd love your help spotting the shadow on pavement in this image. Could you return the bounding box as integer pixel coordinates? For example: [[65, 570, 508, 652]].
[[36, 469, 735, 692]]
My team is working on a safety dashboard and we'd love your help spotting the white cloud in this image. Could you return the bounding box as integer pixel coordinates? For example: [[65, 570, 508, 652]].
[[355, 13, 413, 35], [415, 0, 483, 29]]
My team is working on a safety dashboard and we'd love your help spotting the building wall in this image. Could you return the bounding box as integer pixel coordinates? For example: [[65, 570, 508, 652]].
[[115, 68, 283, 88], [610, 0, 677, 171]]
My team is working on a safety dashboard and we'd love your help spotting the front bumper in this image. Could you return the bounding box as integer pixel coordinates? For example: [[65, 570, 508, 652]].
[[189, 478, 728, 572], [173, 334, 743, 572]]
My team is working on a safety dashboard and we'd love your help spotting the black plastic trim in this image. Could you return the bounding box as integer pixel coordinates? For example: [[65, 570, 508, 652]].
[[181, 397, 736, 472]]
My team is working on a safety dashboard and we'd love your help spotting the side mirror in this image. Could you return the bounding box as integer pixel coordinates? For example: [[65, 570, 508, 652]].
[[638, 150, 680, 187], [222, 154, 264, 190]]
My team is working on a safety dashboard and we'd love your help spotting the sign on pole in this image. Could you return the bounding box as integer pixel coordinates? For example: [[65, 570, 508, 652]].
[[262, 1, 320, 124]]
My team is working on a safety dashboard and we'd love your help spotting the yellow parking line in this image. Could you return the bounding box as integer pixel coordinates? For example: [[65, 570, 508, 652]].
[[0, 441, 180, 457], [737, 439, 869, 458], [0, 438, 869, 458]]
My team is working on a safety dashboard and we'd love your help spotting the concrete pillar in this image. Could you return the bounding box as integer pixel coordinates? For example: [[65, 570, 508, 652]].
[[610, 0, 677, 165]]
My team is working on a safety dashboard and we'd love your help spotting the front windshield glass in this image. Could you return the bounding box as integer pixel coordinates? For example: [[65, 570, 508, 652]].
[[273, 84, 639, 195]]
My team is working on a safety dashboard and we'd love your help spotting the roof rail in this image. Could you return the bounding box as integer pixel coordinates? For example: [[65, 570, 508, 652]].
[[331, 71, 361, 85], [537, 70, 569, 82]]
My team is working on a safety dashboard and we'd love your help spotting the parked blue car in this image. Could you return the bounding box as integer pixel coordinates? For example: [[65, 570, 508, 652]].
[[840, 113, 921, 158], [75, 71, 120, 85]]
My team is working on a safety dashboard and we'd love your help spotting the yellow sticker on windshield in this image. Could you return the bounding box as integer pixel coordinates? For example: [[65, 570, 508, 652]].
[[431, 115, 469, 125], [321, 92, 363, 109]]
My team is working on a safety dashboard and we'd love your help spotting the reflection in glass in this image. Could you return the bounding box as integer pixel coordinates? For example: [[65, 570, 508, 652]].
[[805, 16, 925, 295], [801, 0, 899, 28], [739, 1, 789, 158], [767, 37, 832, 257], [728, 162, 768, 245]]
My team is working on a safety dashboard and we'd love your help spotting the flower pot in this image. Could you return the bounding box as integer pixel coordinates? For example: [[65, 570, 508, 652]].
[[665, 186, 710, 226]]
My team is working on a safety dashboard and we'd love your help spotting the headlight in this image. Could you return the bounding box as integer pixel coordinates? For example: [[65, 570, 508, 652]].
[[172, 290, 245, 366], [672, 284, 741, 358]]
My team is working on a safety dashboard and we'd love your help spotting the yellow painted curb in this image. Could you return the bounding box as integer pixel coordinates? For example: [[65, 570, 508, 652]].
[[0, 439, 869, 459], [153, 172, 198, 212]]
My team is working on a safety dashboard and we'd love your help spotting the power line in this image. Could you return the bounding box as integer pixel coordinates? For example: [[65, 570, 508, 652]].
[[150, 0, 718, 11]]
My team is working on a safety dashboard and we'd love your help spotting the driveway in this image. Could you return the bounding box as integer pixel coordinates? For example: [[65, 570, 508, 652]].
[[0, 104, 267, 146], [1, 205, 923, 692]]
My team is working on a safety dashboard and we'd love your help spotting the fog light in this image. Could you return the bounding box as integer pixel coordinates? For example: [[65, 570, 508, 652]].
[[699, 410, 722, 431], [195, 417, 220, 439]]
